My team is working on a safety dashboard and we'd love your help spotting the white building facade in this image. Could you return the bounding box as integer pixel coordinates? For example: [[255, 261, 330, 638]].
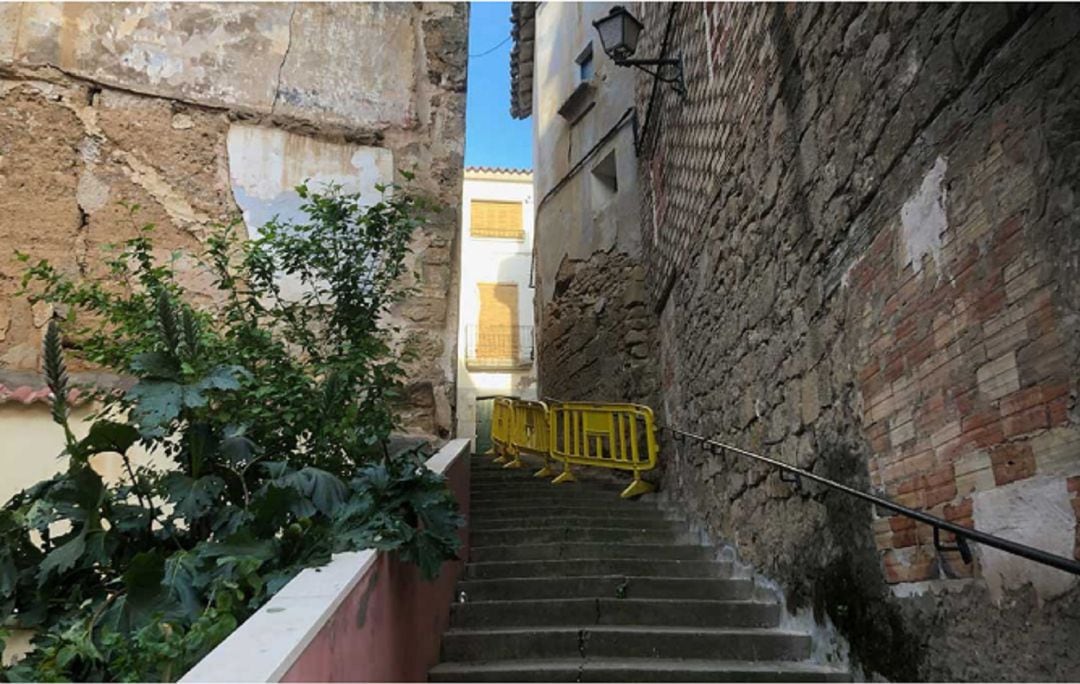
[[455, 168, 537, 450]]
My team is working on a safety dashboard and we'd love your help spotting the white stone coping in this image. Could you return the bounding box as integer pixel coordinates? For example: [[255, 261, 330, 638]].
[[180, 439, 471, 683]]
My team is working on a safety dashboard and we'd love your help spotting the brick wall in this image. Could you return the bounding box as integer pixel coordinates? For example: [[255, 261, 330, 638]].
[[635, 3, 1080, 679]]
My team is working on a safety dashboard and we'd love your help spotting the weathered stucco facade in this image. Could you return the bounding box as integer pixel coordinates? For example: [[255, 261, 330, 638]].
[[520, 2, 1080, 680], [455, 167, 538, 447], [520, 2, 658, 406], [0, 2, 468, 467]]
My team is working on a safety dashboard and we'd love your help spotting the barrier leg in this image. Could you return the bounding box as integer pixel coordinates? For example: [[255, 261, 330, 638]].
[[551, 459, 576, 485], [503, 446, 525, 469], [533, 456, 555, 478], [620, 469, 655, 498]]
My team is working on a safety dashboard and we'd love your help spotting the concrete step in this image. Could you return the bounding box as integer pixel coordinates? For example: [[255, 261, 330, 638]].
[[472, 477, 619, 488], [469, 481, 638, 498], [470, 467, 551, 477], [470, 504, 665, 520], [470, 460, 626, 481], [430, 658, 850, 682], [470, 471, 625, 485], [472, 525, 684, 546], [471, 490, 631, 504], [455, 576, 754, 602], [450, 597, 781, 629], [439, 626, 812, 662], [470, 517, 681, 533], [471, 502, 661, 516], [466, 558, 732, 580], [470, 476, 626, 489], [470, 542, 709, 563]]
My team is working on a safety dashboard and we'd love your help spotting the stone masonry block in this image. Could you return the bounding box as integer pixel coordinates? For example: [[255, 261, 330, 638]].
[[976, 351, 1020, 401], [1030, 427, 1080, 477], [990, 442, 1036, 486]]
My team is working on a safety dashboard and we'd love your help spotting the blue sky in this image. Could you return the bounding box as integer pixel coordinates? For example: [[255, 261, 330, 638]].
[[464, 2, 532, 170]]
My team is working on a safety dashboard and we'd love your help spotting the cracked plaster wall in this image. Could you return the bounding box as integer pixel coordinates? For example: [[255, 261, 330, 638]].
[[529, 3, 658, 406], [0, 3, 467, 444]]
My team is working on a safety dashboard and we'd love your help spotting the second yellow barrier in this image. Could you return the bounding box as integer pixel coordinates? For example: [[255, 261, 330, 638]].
[[503, 400, 555, 476], [547, 401, 658, 498], [490, 397, 514, 463]]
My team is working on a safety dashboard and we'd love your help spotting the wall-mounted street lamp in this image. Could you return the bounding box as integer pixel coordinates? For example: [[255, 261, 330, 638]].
[[592, 5, 686, 97]]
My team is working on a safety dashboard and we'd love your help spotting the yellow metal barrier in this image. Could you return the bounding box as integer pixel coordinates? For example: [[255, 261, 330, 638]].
[[490, 397, 514, 464], [504, 400, 555, 476], [547, 401, 659, 498], [484, 398, 660, 497]]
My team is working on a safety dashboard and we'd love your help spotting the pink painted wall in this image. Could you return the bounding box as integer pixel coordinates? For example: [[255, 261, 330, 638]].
[[281, 452, 471, 683]]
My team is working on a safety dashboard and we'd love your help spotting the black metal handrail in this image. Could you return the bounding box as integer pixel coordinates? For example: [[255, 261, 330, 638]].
[[661, 425, 1080, 577]]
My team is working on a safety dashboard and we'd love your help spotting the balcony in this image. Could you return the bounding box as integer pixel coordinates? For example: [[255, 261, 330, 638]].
[[465, 325, 534, 370]]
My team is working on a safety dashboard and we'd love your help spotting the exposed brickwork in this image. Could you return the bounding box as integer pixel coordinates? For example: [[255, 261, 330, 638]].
[[631, 3, 1080, 679]]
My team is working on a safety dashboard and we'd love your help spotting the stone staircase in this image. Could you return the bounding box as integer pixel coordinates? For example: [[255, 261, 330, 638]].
[[428, 457, 849, 682]]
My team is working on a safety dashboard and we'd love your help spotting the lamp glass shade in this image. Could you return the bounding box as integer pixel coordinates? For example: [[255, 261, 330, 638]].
[[593, 6, 643, 61]]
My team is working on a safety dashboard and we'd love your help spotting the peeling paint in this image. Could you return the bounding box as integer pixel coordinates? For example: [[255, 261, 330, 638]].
[[900, 155, 948, 275], [972, 476, 1078, 603], [76, 168, 110, 212], [226, 123, 393, 233], [12, 3, 291, 113]]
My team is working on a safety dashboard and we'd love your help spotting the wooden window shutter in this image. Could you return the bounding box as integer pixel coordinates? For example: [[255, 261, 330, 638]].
[[476, 283, 519, 361], [470, 200, 524, 239]]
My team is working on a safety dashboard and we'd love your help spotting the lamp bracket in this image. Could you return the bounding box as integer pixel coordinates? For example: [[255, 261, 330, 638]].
[[614, 54, 686, 97]]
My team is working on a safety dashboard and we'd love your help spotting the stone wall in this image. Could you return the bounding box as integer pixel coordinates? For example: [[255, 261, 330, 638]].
[[0, 3, 467, 438], [537, 250, 657, 404], [634, 3, 1080, 679]]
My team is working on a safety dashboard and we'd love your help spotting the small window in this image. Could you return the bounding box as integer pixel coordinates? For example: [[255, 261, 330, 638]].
[[576, 43, 594, 82], [470, 200, 524, 239], [590, 150, 618, 210]]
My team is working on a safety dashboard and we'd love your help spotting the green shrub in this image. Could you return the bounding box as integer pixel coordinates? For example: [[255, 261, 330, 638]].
[[0, 181, 462, 682]]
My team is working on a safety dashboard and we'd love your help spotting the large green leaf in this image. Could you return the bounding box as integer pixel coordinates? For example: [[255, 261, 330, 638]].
[[250, 483, 300, 530], [126, 380, 183, 433], [130, 351, 180, 380], [123, 550, 165, 616], [198, 534, 276, 565], [210, 505, 253, 537], [46, 465, 105, 526], [220, 430, 259, 469], [162, 552, 203, 620], [108, 503, 151, 535], [0, 547, 17, 597], [355, 462, 391, 492], [37, 533, 86, 586], [401, 530, 455, 581], [274, 467, 347, 517], [162, 473, 225, 523], [195, 365, 248, 392], [75, 420, 140, 456]]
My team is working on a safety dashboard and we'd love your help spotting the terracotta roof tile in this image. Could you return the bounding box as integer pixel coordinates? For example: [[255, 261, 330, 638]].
[[0, 384, 88, 406], [464, 166, 532, 175]]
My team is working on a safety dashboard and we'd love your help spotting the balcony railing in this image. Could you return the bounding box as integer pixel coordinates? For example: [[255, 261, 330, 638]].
[[465, 325, 534, 370]]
